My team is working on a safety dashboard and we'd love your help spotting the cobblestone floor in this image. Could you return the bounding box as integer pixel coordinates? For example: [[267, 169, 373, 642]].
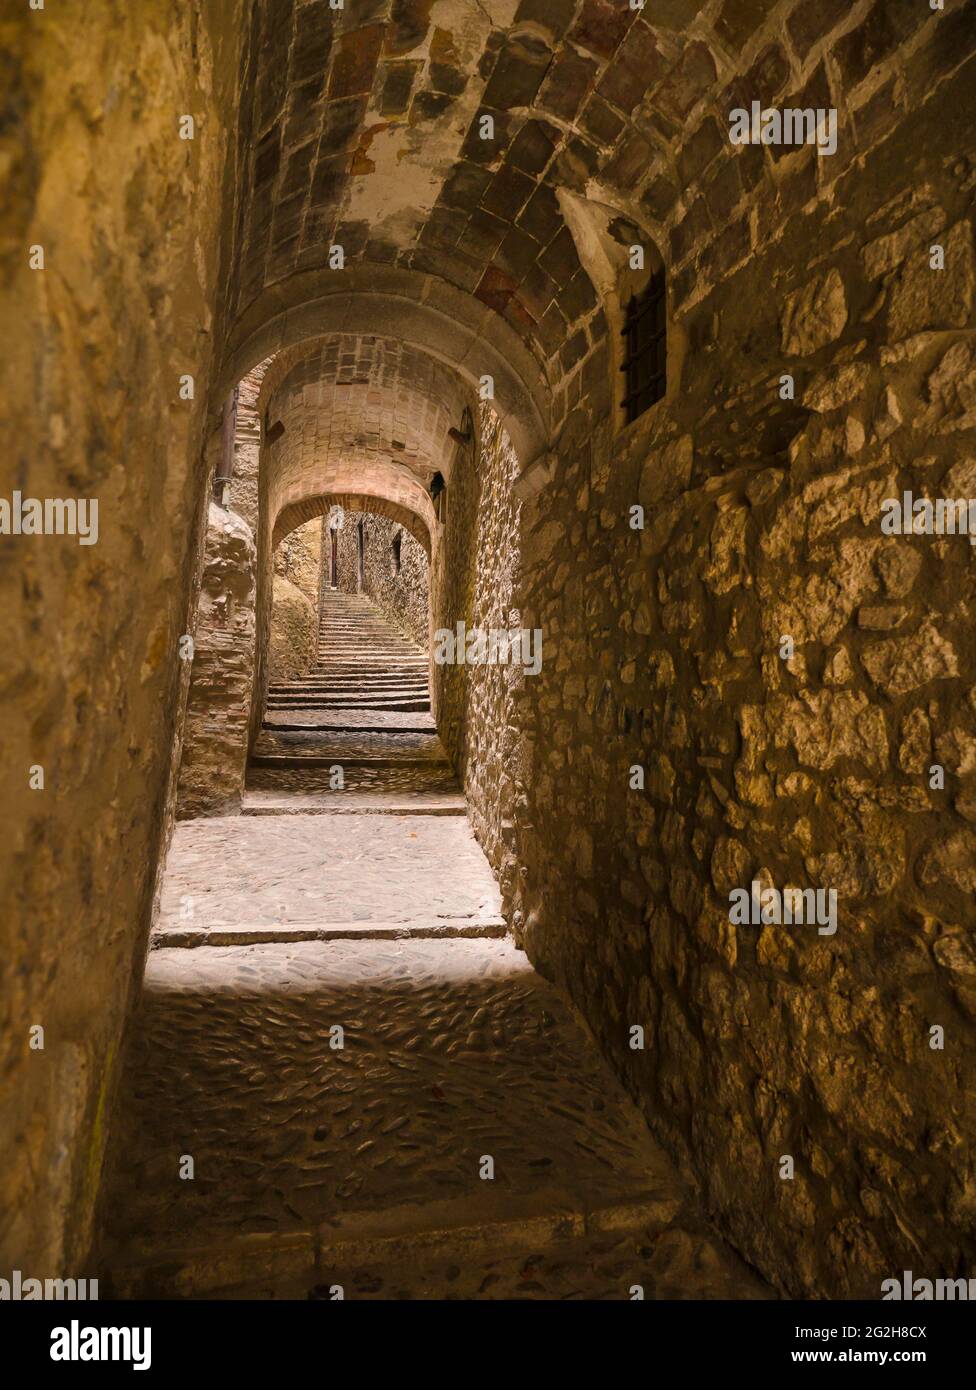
[[253, 730, 447, 761], [99, 938, 771, 1301]]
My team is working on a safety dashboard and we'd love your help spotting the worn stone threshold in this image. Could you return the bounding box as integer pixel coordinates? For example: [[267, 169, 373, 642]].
[[266, 702, 431, 712], [242, 800, 466, 817], [250, 754, 447, 769], [100, 1186, 682, 1300], [153, 916, 508, 947], [263, 719, 436, 733]]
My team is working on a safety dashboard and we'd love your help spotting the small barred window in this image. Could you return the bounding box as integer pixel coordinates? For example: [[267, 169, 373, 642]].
[[620, 268, 666, 423]]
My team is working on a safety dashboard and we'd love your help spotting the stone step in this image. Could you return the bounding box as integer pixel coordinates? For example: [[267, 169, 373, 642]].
[[264, 700, 430, 711], [253, 731, 447, 761], [272, 679, 428, 686], [311, 670, 426, 678], [268, 686, 429, 697], [155, 913, 504, 946], [316, 646, 423, 654], [263, 714, 437, 732], [266, 699, 431, 711], [270, 694, 431, 704], [100, 1187, 688, 1299], [269, 684, 430, 695], [242, 799, 467, 817], [250, 754, 449, 769], [316, 653, 423, 662]]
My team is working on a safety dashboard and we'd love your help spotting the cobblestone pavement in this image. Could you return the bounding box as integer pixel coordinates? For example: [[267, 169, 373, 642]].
[[99, 938, 771, 1300], [254, 729, 447, 761], [248, 767, 459, 794]]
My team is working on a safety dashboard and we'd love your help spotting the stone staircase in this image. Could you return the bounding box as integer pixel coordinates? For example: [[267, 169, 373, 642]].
[[265, 591, 430, 714], [248, 590, 458, 817]]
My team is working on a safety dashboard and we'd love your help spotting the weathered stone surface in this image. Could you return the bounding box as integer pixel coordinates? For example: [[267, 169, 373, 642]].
[[269, 576, 317, 682], [861, 619, 959, 698], [1, 0, 242, 1274], [177, 506, 257, 820], [772, 691, 889, 773], [887, 220, 975, 339], [781, 268, 848, 356]]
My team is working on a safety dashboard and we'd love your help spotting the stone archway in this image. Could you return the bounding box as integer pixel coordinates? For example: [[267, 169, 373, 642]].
[[217, 267, 555, 476]]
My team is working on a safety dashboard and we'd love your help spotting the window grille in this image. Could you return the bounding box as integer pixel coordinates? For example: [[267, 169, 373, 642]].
[[620, 269, 666, 423]]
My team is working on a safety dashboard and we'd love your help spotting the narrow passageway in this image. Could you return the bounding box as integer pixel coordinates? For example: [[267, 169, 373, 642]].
[[96, 586, 769, 1300], [12, 0, 975, 1321]]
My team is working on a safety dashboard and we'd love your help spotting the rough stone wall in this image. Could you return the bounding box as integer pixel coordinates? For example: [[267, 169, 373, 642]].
[[335, 510, 430, 650], [433, 406, 525, 909], [268, 518, 321, 681], [228, 363, 268, 533], [176, 504, 257, 820], [275, 516, 322, 608], [513, 42, 976, 1298], [0, 0, 242, 1272]]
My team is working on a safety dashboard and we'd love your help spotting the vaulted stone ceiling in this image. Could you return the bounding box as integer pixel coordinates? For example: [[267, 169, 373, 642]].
[[230, 0, 723, 358], [230, 0, 932, 416], [261, 333, 468, 485], [263, 333, 459, 545]]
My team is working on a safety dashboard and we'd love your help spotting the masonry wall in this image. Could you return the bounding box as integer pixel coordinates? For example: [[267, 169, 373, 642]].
[[512, 44, 976, 1298], [432, 406, 526, 911], [269, 518, 321, 680], [176, 504, 257, 819], [0, 0, 242, 1272], [336, 510, 430, 650]]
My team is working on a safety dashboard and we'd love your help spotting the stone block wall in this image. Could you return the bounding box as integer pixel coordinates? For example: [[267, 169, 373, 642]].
[[433, 406, 526, 913], [176, 504, 257, 820], [268, 518, 321, 680], [510, 40, 976, 1298]]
